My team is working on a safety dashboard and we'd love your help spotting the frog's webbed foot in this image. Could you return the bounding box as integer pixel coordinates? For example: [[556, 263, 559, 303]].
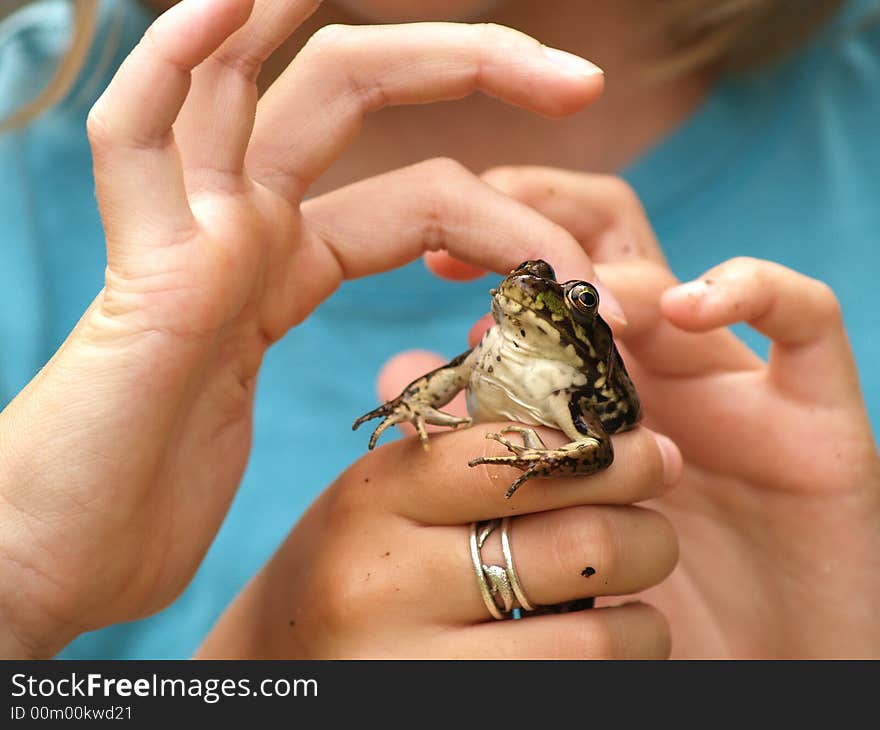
[[468, 425, 612, 499], [353, 400, 471, 450]]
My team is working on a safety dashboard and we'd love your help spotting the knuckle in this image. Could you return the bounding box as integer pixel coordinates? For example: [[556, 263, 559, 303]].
[[481, 166, 559, 208], [600, 175, 643, 212], [419, 210, 447, 252], [474, 22, 512, 46], [308, 475, 407, 632], [810, 279, 843, 326], [85, 104, 114, 151], [307, 536, 402, 635], [480, 165, 521, 191], [309, 558, 364, 631], [719, 256, 764, 286], [86, 99, 173, 153], [422, 156, 472, 182], [472, 22, 535, 55], [304, 23, 354, 56], [410, 158, 475, 251], [323, 470, 375, 524], [719, 258, 844, 329], [138, 23, 164, 62], [137, 25, 189, 77], [302, 25, 389, 113], [210, 47, 264, 81]]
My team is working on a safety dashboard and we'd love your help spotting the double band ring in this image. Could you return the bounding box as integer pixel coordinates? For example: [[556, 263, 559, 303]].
[[469, 517, 536, 620]]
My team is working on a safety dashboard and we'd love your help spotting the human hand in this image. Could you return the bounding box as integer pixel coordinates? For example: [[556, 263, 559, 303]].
[[0, 2, 611, 657], [197, 422, 680, 659], [412, 167, 880, 657]]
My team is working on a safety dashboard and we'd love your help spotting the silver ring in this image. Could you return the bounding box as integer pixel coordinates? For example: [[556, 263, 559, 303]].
[[501, 517, 536, 612], [469, 519, 535, 620], [470, 522, 506, 621]]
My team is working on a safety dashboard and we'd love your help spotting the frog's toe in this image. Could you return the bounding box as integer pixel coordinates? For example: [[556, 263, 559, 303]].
[[468, 453, 531, 467], [422, 408, 471, 429], [467, 453, 542, 498], [413, 416, 431, 450], [366, 417, 397, 450], [352, 404, 390, 432], [496, 426, 547, 450], [483, 431, 528, 455], [497, 425, 532, 436], [504, 466, 541, 499]]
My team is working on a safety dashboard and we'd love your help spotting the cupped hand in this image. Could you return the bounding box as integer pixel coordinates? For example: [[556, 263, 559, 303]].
[[414, 166, 880, 657], [607, 256, 880, 657], [0, 1, 608, 657], [197, 422, 679, 658]]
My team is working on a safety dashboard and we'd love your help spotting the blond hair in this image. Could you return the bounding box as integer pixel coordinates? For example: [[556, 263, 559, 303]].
[[659, 0, 846, 78], [1, 0, 99, 131], [0, 0, 849, 130]]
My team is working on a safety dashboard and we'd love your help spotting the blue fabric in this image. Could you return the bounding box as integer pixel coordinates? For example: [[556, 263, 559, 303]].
[[624, 1, 880, 422], [0, 1, 877, 658]]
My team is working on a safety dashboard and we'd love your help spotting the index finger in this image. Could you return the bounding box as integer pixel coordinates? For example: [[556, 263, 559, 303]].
[[350, 424, 679, 524], [247, 22, 604, 200], [88, 0, 253, 248], [662, 257, 864, 407], [301, 158, 602, 285]]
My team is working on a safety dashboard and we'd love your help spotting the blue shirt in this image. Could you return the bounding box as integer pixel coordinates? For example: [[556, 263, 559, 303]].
[[1, 0, 878, 658]]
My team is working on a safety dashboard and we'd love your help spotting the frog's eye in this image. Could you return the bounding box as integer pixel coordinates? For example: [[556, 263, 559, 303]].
[[577, 289, 597, 308], [567, 283, 599, 313]]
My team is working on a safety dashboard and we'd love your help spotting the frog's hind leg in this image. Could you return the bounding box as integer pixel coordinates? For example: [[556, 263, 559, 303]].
[[469, 408, 613, 499]]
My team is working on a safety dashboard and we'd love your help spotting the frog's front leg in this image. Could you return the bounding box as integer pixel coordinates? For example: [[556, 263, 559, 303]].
[[353, 350, 474, 450], [468, 409, 613, 499]]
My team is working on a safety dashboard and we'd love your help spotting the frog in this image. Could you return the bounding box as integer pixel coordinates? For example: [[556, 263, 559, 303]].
[[353, 259, 641, 499]]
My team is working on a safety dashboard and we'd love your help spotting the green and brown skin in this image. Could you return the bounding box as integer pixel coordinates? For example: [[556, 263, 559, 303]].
[[354, 259, 641, 498]]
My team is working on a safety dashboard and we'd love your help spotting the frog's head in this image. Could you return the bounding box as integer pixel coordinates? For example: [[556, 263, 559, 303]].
[[491, 259, 603, 339]]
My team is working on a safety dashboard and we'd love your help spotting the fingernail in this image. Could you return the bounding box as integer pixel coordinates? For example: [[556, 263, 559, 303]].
[[594, 282, 627, 327], [653, 432, 682, 487], [542, 46, 604, 76]]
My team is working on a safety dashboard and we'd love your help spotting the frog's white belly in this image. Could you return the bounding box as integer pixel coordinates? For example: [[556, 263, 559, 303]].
[[465, 326, 587, 427]]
